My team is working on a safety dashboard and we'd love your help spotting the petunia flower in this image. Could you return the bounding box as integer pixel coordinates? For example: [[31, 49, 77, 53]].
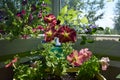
[[99, 57, 110, 71], [79, 48, 92, 61], [32, 25, 44, 33], [44, 27, 56, 42], [67, 48, 92, 67], [56, 26, 77, 43], [22, 0, 27, 5], [5, 58, 18, 68], [16, 10, 26, 18], [31, 4, 37, 12], [44, 14, 56, 23], [67, 50, 84, 66], [28, 14, 33, 23], [21, 34, 30, 39], [38, 11, 42, 18]]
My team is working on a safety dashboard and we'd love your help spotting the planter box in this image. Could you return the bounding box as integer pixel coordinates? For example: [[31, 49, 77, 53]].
[[0, 38, 43, 56]]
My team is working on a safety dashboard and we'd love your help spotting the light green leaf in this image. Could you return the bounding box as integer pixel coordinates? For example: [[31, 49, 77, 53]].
[[80, 17, 88, 24], [68, 9, 76, 15], [73, 20, 79, 25], [60, 5, 68, 15], [57, 16, 64, 24], [116, 74, 120, 79], [44, 0, 51, 4]]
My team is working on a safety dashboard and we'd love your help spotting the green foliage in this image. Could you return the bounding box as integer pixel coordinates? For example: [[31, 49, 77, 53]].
[[77, 56, 100, 80], [0, 0, 51, 40], [80, 17, 88, 24], [57, 5, 87, 27], [61, 0, 105, 24]]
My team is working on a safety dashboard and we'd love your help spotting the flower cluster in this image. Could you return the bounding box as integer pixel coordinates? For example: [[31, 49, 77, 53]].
[[0, 0, 50, 39], [67, 48, 92, 67]]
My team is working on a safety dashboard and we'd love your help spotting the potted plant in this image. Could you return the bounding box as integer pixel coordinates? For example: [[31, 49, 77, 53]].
[[2, 0, 109, 80], [0, 0, 50, 56]]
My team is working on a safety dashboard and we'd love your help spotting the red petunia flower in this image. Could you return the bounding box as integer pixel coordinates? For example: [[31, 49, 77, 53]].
[[16, 10, 26, 18], [5, 58, 18, 68], [44, 14, 57, 23], [44, 27, 56, 42], [56, 26, 77, 43]]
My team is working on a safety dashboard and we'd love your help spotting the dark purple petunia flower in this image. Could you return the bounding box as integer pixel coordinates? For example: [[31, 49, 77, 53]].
[[22, 0, 27, 5], [31, 4, 37, 12], [41, 2, 47, 7]]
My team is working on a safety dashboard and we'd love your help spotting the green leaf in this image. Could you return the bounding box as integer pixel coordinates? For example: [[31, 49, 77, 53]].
[[87, 39, 94, 43], [97, 27, 104, 31], [80, 17, 88, 24], [119, 38, 120, 41], [81, 36, 87, 40], [60, 5, 68, 15], [57, 16, 64, 24], [44, 0, 51, 4], [116, 74, 120, 79], [80, 40, 86, 45], [68, 9, 77, 15]]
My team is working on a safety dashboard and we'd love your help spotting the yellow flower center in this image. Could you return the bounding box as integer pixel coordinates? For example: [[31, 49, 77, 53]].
[[63, 31, 69, 37], [46, 30, 52, 36]]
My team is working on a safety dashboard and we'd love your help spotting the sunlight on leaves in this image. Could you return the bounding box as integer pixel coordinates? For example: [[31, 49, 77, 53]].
[[60, 5, 68, 15], [80, 17, 88, 24]]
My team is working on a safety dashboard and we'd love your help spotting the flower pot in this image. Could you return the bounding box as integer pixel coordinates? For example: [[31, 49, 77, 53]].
[[0, 67, 14, 80], [44, 73, 106, 80]]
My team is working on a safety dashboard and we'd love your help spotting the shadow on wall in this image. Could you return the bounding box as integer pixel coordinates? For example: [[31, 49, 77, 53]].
[[0, 38, 43, 56], [73, 39, 120, 57]]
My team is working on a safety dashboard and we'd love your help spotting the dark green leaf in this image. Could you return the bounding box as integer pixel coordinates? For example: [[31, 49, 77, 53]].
[[81, 36, 87, 40], [119, 38, 120, 41], [97, 27, 104, 31], [80, 40, 86, 45], [87, 39, 94, 43]]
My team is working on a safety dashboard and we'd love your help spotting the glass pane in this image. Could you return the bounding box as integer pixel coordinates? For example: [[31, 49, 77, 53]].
[[60, 0, 119, 34]]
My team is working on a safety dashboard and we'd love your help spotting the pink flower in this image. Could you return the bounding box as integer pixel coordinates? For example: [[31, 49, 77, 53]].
[[79, 48, 92, 61], [16, 10, 26, 18], [99, 57, 110, 71], [21, 10, 26, 15], [32, 25, 44, 33], [28, 14, 33, 22], [67, 50, 84, 66], [21, 34, 30, 39], [56, 26, 77, 43], [37, 25, 44, 31], [67, 48, 92, 66], [5, 58, 18, 68], [38, 11, 42, 18]]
